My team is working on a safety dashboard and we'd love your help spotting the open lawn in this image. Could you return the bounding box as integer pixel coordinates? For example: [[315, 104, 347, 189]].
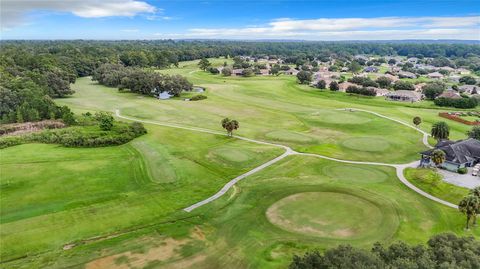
[[404, 168, 470, 204], [3, 58, 479, 268]]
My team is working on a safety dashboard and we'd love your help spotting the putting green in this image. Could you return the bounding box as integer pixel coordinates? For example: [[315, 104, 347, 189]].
[[266, 192, 383, 239], [265, 130, 315, 143], [209, 147, 251, 163], [322, 164, 388, 183], [341, 137, 390, 152], [309, 110, 372, 124]]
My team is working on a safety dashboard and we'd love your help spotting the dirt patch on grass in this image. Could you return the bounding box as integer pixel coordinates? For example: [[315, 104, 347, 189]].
[[86, 227, 206, 269], [86, 237, 188, 269]]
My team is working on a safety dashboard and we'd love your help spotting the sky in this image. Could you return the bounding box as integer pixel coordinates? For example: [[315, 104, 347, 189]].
[[1, 0, 479, 40]]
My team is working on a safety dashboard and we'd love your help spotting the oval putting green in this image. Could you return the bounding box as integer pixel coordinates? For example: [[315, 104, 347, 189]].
[[266, 192, 383, 239], [309, 110, 372, 124], [341, 137, 390, 152], [322, 164, 388, 183], [209, 147, 252, 163], [265, 130, 315, 143]]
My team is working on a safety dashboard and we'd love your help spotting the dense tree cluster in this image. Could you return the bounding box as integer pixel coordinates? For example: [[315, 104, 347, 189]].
[[289, 233, 480, 269], [92, 64, 192, 97], [434, 97, 478, 109], [0, 112, 147, 149], [346, 85, 377, 96], [348, 76, 379, 88], [422, 82, 447, 100], [1, 40, 480, 124]]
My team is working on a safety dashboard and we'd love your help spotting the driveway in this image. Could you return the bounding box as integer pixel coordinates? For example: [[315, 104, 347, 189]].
[[437, 168, 480, 189]]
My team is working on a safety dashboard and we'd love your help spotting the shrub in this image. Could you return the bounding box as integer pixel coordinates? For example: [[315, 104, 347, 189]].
[[207, 67, 219, 74], [393, 80, 415, 91], [95, 112, 115, 131], [458, 167, 468, 174], [346, 86, 376, 96], [434, 97, 478, 109], [190, 94, 207, 101], [0, 121, 147, 149]]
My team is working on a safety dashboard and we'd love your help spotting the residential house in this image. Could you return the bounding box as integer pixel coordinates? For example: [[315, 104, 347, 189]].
[[385, 90, 422, 102], [232, 69, 244, 76], [364, 66, 378, 73], [407, 57, 418, 63], [458, 85, 479, 95], [368, 87, 390, 96], [398, 71, 417, 79], [338, 82, 356, 92], [428, 72, 444, 79], [437, 90, 461, 99], [384, 73, 399, 82], [284, 68, 299, 75], [420, 138, 480, 172]]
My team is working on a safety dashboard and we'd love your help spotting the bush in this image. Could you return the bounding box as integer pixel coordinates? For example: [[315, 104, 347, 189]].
[[190, 94, 207, 101], [207, 67, 219, 74], [434, 97, 478, 109], [393, 80, 415, 91], [0, 121, 147, 149], [457, 167, 468, 174], [95, 112, 114, 131], [346, 86, 376, 96], [348, 76, 379, 87]]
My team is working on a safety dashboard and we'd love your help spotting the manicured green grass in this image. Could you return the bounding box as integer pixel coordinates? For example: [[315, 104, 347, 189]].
[[3, 58, 479, 268], [0, 124, 281, 263], [404, 168, 470, 204], [266, 192, 384, 239]]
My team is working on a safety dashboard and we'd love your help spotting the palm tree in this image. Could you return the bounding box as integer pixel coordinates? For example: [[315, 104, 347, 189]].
[[459, 195, 480, 229], [221, 118, 239, 136], [431, 121, 450, 141], [431, 149, 446, 167]]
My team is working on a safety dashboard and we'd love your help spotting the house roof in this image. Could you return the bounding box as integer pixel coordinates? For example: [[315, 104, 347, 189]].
[[386, 90, 421, 99], [421, 138, 480, 164], [428, 72, 444, 78], [437, 90, 461, 99]]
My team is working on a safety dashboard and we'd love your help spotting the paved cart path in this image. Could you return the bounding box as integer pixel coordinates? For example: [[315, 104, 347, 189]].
[[115, 109, 456, 212]]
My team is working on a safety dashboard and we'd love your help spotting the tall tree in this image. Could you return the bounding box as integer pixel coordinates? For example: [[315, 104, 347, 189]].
[[467, 126, 480, 140], [296, 70, 312, 84], [198, 58, 211, 71], [329, 81, 339, 91], [431, 149, 446, 167], [221, 118, 239, 136], [348, 61, 362, 74], [459, 195, 480, 230], [431, 121, 450, 141]]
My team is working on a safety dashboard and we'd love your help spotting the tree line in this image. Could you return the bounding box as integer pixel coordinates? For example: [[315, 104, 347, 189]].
[[2, 40, 480, 124], [289, 233, 480, 269], [92, 64, 192, 97]]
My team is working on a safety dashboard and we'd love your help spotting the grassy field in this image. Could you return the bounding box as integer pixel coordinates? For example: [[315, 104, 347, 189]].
[[2, 58, 479, 268], [404, 168, 470, 204]]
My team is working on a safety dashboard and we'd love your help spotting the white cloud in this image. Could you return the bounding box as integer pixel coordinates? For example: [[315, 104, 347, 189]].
[[1, 0, 157, 29], [158, 16, 480, 40]]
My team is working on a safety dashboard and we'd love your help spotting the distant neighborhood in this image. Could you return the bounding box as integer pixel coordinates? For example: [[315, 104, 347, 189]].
[[203, 54, 479, 109]]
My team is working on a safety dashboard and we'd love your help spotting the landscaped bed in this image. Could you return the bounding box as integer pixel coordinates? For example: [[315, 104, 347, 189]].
[[439, 111, 480, 125]]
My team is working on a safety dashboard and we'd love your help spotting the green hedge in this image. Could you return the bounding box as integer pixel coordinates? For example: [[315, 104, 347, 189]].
[[0, 121, 147, 149]]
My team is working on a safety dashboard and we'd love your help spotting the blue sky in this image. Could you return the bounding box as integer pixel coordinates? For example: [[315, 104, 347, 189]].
[[1, 0, 479, 40]]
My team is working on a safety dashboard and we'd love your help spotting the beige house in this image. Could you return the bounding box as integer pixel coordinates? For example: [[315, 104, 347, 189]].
[[386, 90, 422, 102], [428, 72, 444, 79]]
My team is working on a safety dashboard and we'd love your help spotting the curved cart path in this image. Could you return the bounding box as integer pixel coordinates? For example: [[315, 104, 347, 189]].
[[337, 108, 433, 149], [115, 109, 456, 212]]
